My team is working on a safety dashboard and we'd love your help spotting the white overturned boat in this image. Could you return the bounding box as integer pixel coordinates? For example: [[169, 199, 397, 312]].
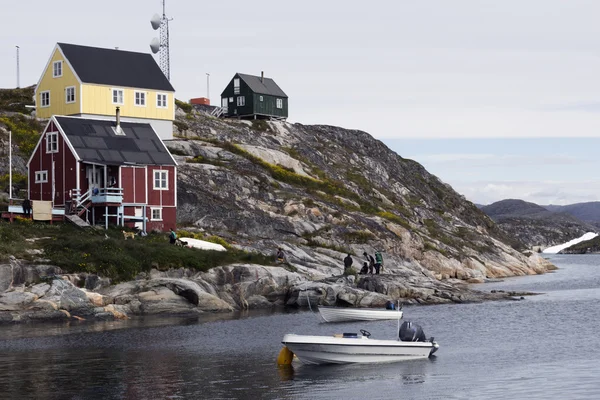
[[318, 305, 403, 323], [279, 323, 439, 365]]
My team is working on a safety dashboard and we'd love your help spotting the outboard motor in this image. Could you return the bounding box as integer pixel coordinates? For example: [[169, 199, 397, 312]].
[[399, 321, 427, 342], [385, 301, 395, 310]]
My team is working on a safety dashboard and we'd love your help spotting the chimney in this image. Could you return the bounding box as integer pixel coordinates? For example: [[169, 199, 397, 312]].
[[114, 106, 124, 135], [261, 71, 264, 83]]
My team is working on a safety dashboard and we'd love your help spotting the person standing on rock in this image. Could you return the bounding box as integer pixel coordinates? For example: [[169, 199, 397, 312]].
[[374, 251, 383, 274], [344, 254, 353, 271], [363, 252, 375, 274]]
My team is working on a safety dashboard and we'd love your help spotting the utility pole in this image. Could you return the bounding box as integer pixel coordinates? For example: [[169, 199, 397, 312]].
[[15, 46, 20, 88], [9, 130, 12, 200], [206, 73, 210, 102]]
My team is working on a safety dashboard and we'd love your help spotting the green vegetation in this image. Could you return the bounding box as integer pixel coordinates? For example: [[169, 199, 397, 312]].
[[173, 120, 189, 132], [185, 155, 225, 167], [343, 267, 358, 279], [166, 147, 187, 156], [346, 169, 372, 192], [0, 172, 27, 198], [378, 211, 411, 229], [423, 241, 449, 257], [0, 86, 35, 115], [251, 119, 272, 132], [0, 114, 43, 157], [175, 99, 192, 114], [302, 198, 315, 207], [0, 221, 272, 282], [342, 230, 375, 243]]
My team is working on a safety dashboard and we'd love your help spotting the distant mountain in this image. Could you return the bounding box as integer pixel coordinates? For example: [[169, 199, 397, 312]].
[[481, 199, 551, 219], [480, 199, 596, 249], [544, 202, 600, 227]]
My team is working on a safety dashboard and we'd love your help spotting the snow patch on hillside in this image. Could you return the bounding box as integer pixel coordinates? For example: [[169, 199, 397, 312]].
[[542, 232, 598, 254]]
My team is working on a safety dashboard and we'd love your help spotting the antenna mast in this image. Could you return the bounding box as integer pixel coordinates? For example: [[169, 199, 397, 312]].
[[150, 0, 172, 80], [16, 46, 20, 89]]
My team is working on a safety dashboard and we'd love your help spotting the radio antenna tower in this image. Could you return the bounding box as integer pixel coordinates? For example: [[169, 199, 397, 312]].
[[150, 0, 172, 80]]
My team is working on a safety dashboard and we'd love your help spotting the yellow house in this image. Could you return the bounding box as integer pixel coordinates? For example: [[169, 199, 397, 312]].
[[35, 43, 175, 140]]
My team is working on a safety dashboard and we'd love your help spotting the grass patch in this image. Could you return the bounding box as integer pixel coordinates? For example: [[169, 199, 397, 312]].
[[185, 155, 225, 167], [251, 119, 272, 132], [378, 211, 411, 229], [0, 114, 43, 157], [166, 147, 187, 156], [173, 120, 189, 132], [0, 86, 35, 114], [342, 230, 375, 243], [0, 172, 27, 197], [175, 99, 192, 114], [0, 222, 273, 283]]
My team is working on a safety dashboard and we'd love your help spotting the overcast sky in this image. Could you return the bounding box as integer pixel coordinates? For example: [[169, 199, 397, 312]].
[[2, 0, 600, 205]]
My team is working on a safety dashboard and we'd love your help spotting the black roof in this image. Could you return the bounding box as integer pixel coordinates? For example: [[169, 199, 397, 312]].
[[55, 116, 176, 166], [230, 73, 287, 97], [57, 43, 175, 92]]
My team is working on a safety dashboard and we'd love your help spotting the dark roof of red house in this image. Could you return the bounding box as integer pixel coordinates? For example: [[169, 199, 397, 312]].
[[55, 116, 176, 166], [57, 43, 175, 92]]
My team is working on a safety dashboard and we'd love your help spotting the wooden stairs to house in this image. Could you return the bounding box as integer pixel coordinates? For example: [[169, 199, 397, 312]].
[[210, 107, 225, 118], [65, 214, 91, 228]]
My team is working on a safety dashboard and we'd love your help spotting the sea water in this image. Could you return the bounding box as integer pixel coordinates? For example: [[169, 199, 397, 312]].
[[0, 254, 599, 399]]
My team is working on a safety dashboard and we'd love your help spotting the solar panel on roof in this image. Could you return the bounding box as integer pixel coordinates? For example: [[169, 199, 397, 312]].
[[80, 124, 96, 134], [136, 140, 157, 152], [98, 149, 124, 163], [121, 151, 152, 164], [82, 137, 108, 149], [68, 136, 84, 147], [148, 152, 173, 164]]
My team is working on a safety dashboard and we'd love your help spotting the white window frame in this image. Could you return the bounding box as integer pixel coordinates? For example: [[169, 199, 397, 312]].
[[150, 207, 163, 221], [35, 170, 48, 183], [276, 98, 283, 109], [134, 91, 146, 107], [112, 88, 124, 105], [237, 96, 245, 106], [229, 97, 233, 103], [65, 86, 75, 104], [153, 170, 168, 190], [53, 61, 63, 78], [156, 93, 168, 108], [234, 78, 240, 94], [259, 95, 263, 102], [40, 91, 50, 108], [46, 132, 58, 153]]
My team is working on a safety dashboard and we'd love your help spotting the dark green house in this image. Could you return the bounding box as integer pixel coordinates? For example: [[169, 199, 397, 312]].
[[220, 72, 288, 120]]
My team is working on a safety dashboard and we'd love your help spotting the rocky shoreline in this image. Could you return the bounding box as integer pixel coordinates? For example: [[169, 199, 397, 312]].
[[0, 253, 556, 324]]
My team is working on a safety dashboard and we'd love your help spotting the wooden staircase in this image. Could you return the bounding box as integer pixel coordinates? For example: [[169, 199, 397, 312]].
[[65, 214, 91, 228]]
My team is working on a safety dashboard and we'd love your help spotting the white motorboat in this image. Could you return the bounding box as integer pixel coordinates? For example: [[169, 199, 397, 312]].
[[318, 305, 403, 323], [279, 324, 439, 365]]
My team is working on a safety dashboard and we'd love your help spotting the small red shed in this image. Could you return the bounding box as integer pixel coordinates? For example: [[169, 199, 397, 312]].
[[27, 115, 177, 232]]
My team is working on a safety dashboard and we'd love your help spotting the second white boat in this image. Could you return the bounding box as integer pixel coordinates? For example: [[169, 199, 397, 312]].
[[318, 306, 403, 323]]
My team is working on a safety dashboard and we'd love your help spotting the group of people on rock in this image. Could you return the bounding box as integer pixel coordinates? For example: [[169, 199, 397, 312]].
[[344, 251, 384, 275]]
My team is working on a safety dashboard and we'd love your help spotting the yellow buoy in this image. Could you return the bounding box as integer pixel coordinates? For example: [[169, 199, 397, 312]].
[[277, 346, 294, 365]]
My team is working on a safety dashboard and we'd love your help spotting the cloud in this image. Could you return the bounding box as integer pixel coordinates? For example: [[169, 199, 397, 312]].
[[413, 153, 587, 167], [453, 180, 600, 206]]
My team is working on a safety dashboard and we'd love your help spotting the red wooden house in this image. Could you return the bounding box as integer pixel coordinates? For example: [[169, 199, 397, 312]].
[[27, 113, 177, 232]]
